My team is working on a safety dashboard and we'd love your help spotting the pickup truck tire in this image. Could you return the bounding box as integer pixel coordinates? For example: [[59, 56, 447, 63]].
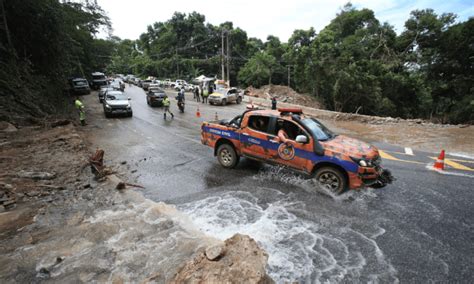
[[222, 99, 227, 106], [314, 167, 347, 194], [236, 97, 242, 104], [217, 144, 239, 168]]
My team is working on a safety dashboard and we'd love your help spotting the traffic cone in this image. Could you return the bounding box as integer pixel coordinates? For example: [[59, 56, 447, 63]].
[[215, 112, 218, 120], [433, 150, 445, 170], [196, 106, 201, 118]]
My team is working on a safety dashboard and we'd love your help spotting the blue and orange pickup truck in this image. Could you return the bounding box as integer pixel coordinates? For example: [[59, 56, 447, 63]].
[[201, 107, 393, 193]]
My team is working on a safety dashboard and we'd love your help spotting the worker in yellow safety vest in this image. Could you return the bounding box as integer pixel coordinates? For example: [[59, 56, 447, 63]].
[[162, 95, 174, 120], [74, 97, 87, 126]]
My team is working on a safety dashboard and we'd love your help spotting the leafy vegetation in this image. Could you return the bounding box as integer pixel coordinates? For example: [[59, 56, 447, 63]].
[[1, 1, 472, 124], [0, 0, 110, 123], [107, 4, 472, 124]]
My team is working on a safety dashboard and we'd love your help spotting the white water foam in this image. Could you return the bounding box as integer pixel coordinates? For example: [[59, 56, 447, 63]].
[[426, 164, 474, 178], [253, 165, 380, 202], [448, 152, 474, 160], [179, 191, 398, 282]]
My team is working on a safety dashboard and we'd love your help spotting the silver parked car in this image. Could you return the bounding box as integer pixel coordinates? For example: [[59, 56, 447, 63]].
[[103, 91, 133, 118]]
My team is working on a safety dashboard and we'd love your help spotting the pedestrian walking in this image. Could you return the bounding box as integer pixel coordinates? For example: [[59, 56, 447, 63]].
[[163, 96, 174, 120], [271, 97, 277, 110], [194, 86, 200, 102], [74, 97, 87, 126]]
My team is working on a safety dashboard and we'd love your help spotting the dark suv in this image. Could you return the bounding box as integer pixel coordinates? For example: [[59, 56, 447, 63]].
[[69, 78, 91, 95], [90, 72, 107, 90]]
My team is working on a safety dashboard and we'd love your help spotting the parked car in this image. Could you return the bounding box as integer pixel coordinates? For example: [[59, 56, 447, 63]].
[[148, 83, 161, 91], [98, 86, 116, 103], [208, 88, 242, 105], [146, 88, 167, 107], [90, 72, 107, 90], [102, 91, 133, 118], [162, 79, 172, 87], [69, 78, 91, 95], [142, 80, 153, 91], [171, 79, 186, 88], [201, 107, 393, 193], [111, 79, 125, 91]]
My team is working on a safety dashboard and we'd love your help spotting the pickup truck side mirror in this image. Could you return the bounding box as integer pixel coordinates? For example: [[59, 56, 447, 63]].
[[295, 135, 308, 144]]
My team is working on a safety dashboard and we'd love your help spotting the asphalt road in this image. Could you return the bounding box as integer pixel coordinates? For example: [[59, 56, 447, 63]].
[[83, 85, 474, 283]]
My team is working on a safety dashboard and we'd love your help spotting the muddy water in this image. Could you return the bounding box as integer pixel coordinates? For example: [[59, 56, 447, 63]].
[[0, 183, 219, 283], [179, 167, 398, 283]]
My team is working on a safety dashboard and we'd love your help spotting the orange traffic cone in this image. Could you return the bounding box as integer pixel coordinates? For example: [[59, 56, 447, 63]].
[[215, 112, 218, 120], [196, 106, 201, 118], [433, 150, 445, 170]]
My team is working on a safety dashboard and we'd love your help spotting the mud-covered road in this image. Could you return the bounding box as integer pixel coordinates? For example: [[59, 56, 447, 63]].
[[83, 85, 474, 282]]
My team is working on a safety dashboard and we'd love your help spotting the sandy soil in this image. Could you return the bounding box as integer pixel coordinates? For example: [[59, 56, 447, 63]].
[[247, 96, 474, 155]]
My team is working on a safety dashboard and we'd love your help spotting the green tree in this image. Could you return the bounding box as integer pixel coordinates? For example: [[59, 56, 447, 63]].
[[238, 51, 277, 87]]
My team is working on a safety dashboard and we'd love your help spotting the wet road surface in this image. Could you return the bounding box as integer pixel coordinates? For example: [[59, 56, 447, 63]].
[[83, 85, 474, 282]]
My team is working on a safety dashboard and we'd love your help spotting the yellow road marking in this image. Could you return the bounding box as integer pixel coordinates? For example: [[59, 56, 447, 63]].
[[379, 150, 424, 164], [447, 158, 474, 164], [429, 157, 474, 171], [383, 150, 409, 156]]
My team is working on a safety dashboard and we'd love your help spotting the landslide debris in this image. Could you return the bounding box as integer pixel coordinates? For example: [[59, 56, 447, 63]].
[[0, 121, 273, 283], [172, 234, 274, 283], [246, 85, 322, 109]]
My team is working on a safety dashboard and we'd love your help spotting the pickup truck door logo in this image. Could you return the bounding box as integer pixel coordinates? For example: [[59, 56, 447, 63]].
[[278, 142, 295, 160]]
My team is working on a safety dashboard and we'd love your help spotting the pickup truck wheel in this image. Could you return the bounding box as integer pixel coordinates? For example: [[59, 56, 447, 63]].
[[217, 144, 239, 168], [314, 167, 347, 194], [236, 97, 242, 104], [221, 99, 227, 106]]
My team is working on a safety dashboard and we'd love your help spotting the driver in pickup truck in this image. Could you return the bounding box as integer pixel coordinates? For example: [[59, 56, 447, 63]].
[[276, 120, 291, 144]]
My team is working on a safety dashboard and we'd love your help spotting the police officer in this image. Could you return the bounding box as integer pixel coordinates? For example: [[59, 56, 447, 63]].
[[74, 97, 86, 126], [163, 95, 174, 119], [271, 97, 277, 110]]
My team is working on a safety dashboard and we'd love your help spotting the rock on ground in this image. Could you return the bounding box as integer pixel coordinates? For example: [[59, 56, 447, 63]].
[[172, 234, 274, 283]]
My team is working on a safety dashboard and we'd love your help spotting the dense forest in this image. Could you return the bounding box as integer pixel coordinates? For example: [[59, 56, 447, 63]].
[[1, 1, 472, 124], [0, 0, 111, 123]]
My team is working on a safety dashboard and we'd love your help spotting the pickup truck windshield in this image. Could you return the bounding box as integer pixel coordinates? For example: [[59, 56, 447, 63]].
[[301, 118, 335, 141]]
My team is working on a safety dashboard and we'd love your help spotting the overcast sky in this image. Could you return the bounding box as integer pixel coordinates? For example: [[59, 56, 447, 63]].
[[96, 0, 473, 41]]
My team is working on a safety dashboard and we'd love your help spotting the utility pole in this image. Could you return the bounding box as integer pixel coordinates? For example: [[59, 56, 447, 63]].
[[287, 65, 291, 87], [221, 30, 225, 81], [226, 31, 230, 86], [176, 47, 179, 78]]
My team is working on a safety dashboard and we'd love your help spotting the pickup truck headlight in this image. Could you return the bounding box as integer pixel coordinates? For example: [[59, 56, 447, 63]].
[[105, 104, 111, 109], [350, 157, 372, 167]]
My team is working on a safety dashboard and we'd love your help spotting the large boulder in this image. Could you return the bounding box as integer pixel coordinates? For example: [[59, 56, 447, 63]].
[[171, 234, 274, 283]]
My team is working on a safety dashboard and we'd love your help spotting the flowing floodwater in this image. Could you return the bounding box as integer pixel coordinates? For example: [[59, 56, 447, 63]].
[[179, 167, 398, 283], [0, 188, 220, 283]]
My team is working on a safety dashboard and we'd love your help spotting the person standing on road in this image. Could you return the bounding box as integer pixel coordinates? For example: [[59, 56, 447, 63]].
[[194, 86, 200, 102], [162, 95, 174, 120], [200, 83, 205, 103], [271, 97, 277, 110], [74, 97, 87, 126], [202, 84, 212, 104]]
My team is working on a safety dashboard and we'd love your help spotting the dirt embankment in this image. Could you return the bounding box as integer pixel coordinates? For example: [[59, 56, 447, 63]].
[[244, 91, 474, 154], [246, 85, 323, 109], [0, 121, 272, 283]]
